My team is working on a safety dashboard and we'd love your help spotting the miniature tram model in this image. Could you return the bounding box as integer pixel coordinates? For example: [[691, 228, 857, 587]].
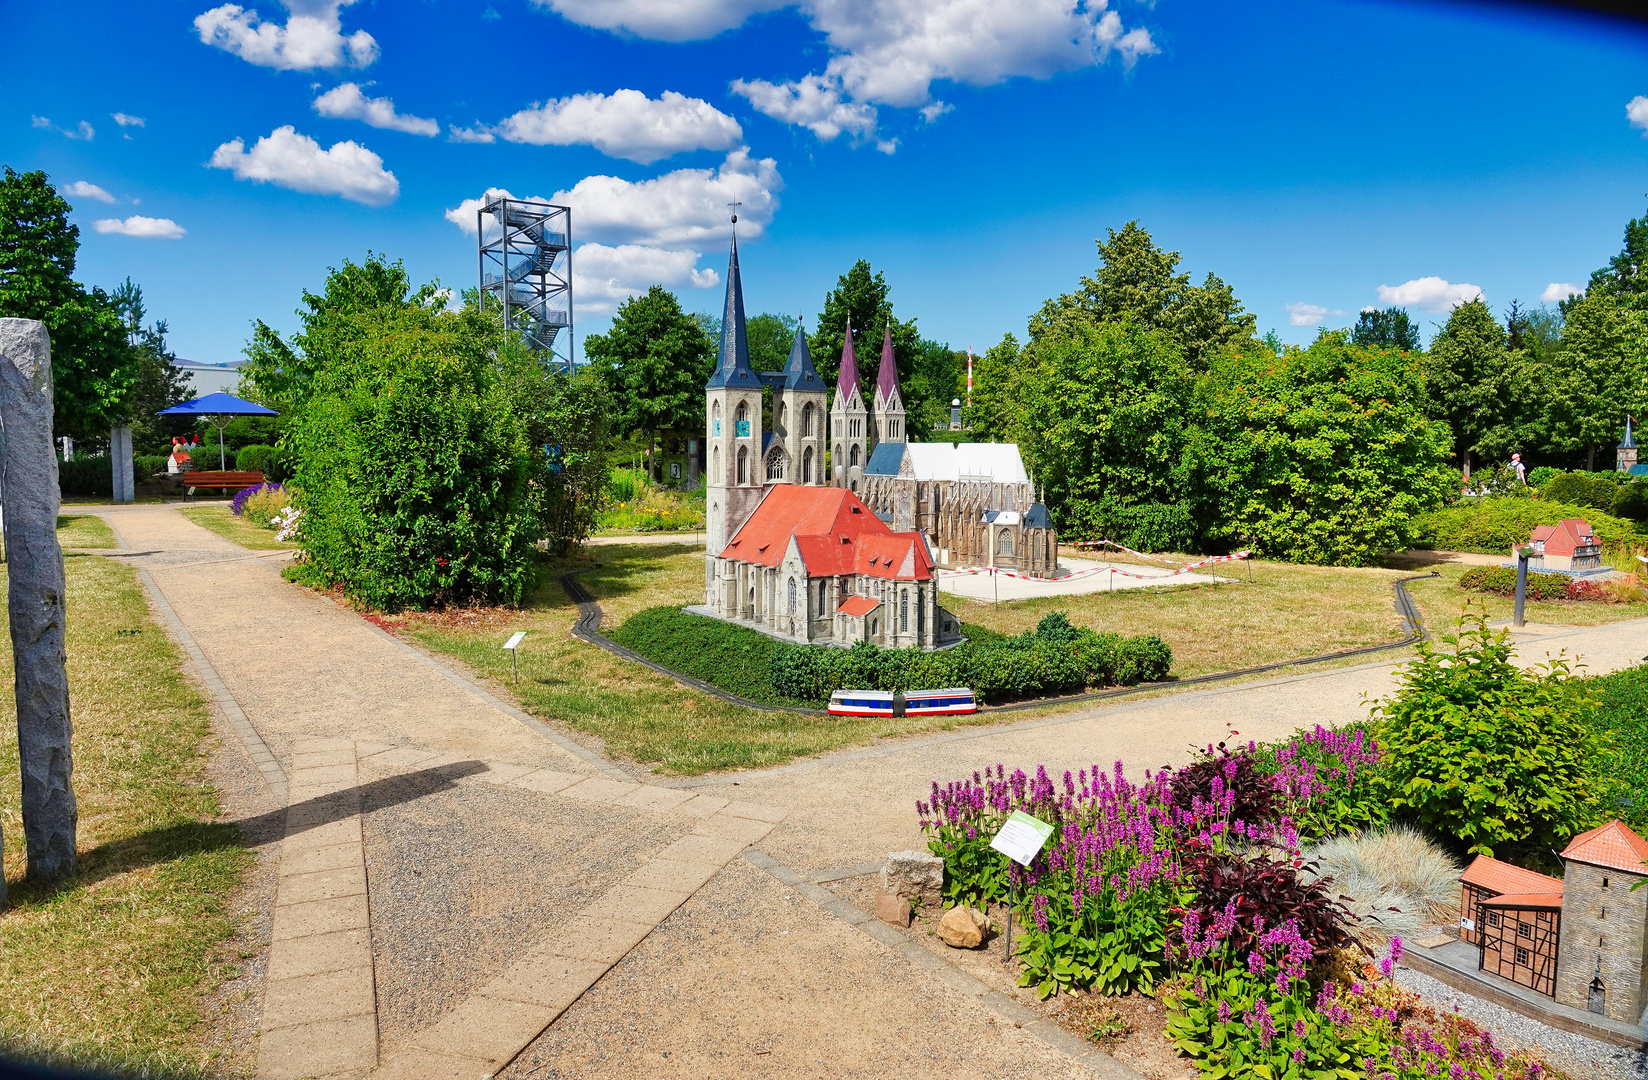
[[827, 688, 978, 717]]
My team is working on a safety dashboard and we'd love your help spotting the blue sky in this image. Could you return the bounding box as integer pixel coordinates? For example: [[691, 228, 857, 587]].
[[3, 0, 1647, 365]]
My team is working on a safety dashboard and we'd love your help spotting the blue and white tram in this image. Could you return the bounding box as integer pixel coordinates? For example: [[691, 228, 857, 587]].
[[827, 688, 978, 717]]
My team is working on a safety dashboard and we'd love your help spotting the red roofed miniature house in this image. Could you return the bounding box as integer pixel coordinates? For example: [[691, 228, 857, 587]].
[[1523, 519, 1603, 572], [707, 483, 960, 647], [1455, 820, 1648, 1022]]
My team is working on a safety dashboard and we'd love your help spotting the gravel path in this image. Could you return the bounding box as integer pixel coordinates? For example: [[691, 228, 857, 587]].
[[1395, 967, 1648, 1080]]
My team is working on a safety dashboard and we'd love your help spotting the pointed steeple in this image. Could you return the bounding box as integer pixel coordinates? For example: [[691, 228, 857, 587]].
[[875, 324, 901, 406], [782, 321, 822, 390], [837, 321, 861, 396], [1622, 415, 1637, 450], [705, 235, 761, 390]]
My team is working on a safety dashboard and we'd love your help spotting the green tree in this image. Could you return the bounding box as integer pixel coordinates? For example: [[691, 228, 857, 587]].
[[746, 312, 798, 372], [1543, 288, 1648, 470], [1420, 298, 1520, 470], [1030, 221, 1257, 371], [111, 279, 195, 454], [1350, 307, 1420, 351], [810, 260, 940, 429], [1191, 333, 1454, 565], [962, 334, 1021, 441], [583, 285, 715, 449], [1582, 211, 1648, 309], [1010, 313, 1197, 549], [0, 167, 138, 439]]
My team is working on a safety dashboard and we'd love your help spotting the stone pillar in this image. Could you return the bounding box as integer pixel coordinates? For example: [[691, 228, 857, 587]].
[[110, 425, 134, 504], [0, 320, 76, 883]]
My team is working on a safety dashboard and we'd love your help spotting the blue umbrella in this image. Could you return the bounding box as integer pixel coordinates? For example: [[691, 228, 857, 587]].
[[158, 393, 279, 470]]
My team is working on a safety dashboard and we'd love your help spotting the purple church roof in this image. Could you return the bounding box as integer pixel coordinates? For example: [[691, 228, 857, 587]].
[[838, 322, 861, 397], [876, 325, 900, 403]]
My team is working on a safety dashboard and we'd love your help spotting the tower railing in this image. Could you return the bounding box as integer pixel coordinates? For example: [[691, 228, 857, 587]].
[[478, 197, 574, 371]]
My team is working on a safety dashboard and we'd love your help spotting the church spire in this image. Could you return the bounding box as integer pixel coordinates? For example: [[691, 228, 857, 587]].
[[782, 320, 822, 390], [875, 324, 901, 407], [705, 235, 760, 390], [837, 320, 861, 396]]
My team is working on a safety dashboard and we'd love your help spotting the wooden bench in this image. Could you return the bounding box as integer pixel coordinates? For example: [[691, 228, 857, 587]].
[[183, 471, 265, 494]]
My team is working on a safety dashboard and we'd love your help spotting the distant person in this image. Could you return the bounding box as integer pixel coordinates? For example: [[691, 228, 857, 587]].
[[1509, 452, 1527, 485], [167, 436, 191, 475]]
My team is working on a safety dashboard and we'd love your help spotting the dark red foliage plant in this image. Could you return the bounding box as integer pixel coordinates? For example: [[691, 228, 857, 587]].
[[1168, 741, 1276, 827], [1180, 850, 1359, 958]]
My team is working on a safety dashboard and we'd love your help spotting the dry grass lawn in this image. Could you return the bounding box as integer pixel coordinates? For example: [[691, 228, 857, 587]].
[[0, 542, 249, 1076], [56, 514, 115, 549], [178, 505, 294, 551], [1403, 559, 1648, 629]]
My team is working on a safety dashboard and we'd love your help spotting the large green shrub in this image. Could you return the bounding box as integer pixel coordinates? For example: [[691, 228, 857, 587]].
[[1458, 565, 1574, 601], [285, 294, 541, 610], [57, 456, 111, 497], [1371, 613, 1604, 856], [1612, 479, 1648, 523], [235, 443, 292, 482], [1542, 471, 1620, 511], [135, 454, 168, 478], [1583, 664, 1648, 831], [1413, 497, 1640, 553], [607, 607, 802, 706]]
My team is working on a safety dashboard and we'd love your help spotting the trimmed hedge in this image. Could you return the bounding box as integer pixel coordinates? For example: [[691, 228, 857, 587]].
[[1543, 472, 1625, 513], [611, 607, 1173, 708], [1459, 565, 1575, 601], [1587, 664, 1648, 832], [607, 606, 805, 707], [58, 457, 111, 497], [1413, 497, 1641, 554], [235, 443, 293, 482]]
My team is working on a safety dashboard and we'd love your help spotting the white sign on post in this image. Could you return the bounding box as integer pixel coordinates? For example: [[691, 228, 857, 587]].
[[990, 810, 1054, 867]]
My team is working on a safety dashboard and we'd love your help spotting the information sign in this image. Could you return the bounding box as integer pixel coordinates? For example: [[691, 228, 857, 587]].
[[990, 811, 1054, 867]]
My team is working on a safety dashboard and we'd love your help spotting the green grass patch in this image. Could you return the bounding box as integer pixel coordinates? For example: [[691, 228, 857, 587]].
[[0, 537, 251, 1076], [56, 514, 115, 549], [607, 606, 807, 707], [177, 505, 295, 551]]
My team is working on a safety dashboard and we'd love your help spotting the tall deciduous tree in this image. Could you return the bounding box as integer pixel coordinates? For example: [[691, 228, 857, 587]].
[[112, 279, 195, 454], [1582, 212, 1648, 309], [1350, 307, 1421, 351], [1031, 221, 1257, 371], [746, 312, 798, 372], [810, 260, 936, 426], [962, 334, 1021, 442], [1420, 299, 1519, 469], [582, 285, 714, 448], [1192, 334, 1454, 565], [1543, 289, 1648, 470], [0, 167, 138, 439]]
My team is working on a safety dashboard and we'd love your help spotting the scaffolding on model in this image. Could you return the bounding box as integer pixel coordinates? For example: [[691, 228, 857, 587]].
[[477, 197, 574, 371]]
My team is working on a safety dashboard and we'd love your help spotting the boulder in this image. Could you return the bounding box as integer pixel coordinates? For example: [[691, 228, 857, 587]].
[[882, 850, 944, 906], [874, 890, 910, 928], [937, 905, 989, 948]]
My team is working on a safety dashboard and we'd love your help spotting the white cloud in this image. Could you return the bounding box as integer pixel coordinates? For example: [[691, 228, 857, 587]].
[[641, 0, 1156, 145], [1630, 95, 1648, 136], [1540, 282, 1582, 304], [111, 113, 145, 128], [919, 100, 952, 123], [575, 242, 720, 314], [208, 125, 399, 205], [194, 1, 378, 71], [496, 89, 742, 164], [1375, 277, 1483, 313], [93, 216, 186, 239], [1285, 302, 1329, 327], [313, 83, 439, 136], [448, 125, 496, 144], [532, 0, 787, 42], [32, 116, 94, 140], [64, 181, 117, 204]]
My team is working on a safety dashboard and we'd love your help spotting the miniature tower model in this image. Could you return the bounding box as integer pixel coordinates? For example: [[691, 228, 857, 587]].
[[870, 324, 906, 447], [778, 324, 827, 486], [831, 323, 868, 491], [704, 234, 766, 570], [1620, 416, 1638, 474], [1554, 820, 1648, 1023]]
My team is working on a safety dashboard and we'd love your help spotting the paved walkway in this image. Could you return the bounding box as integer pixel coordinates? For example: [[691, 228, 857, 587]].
[[91, 504, 1648, 1079]]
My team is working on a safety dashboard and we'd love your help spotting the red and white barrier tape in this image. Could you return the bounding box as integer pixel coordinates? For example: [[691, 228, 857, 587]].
[[936, 550, 1250, 583]]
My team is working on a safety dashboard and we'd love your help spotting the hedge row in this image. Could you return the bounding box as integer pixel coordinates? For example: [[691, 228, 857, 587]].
[[1459, 565, 1576, 601], [607, 606, 805, 707], [1413, 497, 1641, 555]]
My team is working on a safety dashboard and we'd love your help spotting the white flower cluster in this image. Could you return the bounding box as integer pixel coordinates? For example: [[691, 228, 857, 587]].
[[273, 506, 304, 542]]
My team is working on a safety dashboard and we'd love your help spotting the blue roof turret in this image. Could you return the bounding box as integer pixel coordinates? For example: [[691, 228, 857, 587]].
[[705, 235, 762, 390], [782, 322, 823, 391]]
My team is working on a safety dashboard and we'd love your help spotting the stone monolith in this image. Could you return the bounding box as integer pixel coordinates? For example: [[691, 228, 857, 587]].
[[0, 319, 76, 883]]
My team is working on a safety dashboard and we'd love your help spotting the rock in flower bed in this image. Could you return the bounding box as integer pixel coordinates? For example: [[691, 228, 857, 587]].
[[917, 729, 1563, 1079]]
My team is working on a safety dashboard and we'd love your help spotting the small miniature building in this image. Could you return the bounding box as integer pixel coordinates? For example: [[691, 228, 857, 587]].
[[1522, 519, 1603, 572], [1456, 820, 1648, 1023], [1621, 416, 1645, 477], [1459, 856, 1564, 997]]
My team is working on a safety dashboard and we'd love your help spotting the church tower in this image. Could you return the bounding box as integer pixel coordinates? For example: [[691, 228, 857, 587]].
[[704, 235, 766, 564], [1620, 416, 1638, 474], [777, 323, 828, 486], [831, 322, 868, 491], [870, 324, 906, 447]]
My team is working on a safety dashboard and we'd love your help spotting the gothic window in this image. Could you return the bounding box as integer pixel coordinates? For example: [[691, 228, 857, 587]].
[[803, 446, 814, 484], [735, 400, 751, 438], [711, 399, 722, 437], [900, 590, 908, 632], [788, 578, 796, 615], [917, 590, 924, 632], [713, 446, 721, 478], [737, 445, 748, 484], [802, 403, 815, 436], [849, 445, 860, 468], [766, 448, 785, 481], [997, 530, 1014, 556]]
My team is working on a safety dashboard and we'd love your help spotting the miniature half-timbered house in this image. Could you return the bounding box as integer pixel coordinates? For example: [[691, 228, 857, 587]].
[[1523, 518, 1603, 572], [1458, 856, 1564, 997], [1458, 820, 1648, 1022]]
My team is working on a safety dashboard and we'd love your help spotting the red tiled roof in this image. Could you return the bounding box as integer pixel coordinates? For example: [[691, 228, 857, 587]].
[[1460, 855, 1564, 896], [1561, 820, 1648, 875], [724, 484, 932, 581], [1480, 892, 1564, 909], [837, 595, 880, 617], [1535, 518, 1598, 556]]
